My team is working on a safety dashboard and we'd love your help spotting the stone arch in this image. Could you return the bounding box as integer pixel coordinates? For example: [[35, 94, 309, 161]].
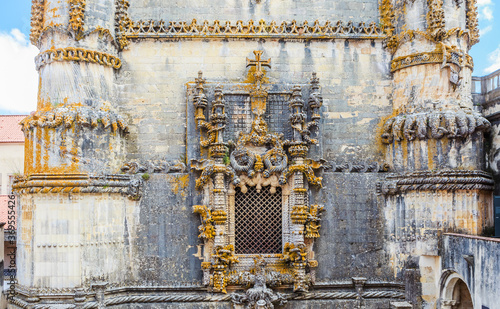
[[440, 270, 474, 309]]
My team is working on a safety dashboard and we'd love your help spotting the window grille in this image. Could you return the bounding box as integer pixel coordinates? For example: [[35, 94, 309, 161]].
[[223, 94, 252, 140], [266, 93, 292, 139], [235, 186, 282, 254]]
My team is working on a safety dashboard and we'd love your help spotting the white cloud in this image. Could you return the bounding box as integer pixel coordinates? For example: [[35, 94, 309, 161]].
[[477, 0, 494, 22], [477, 0, 492, 6], [0, 29, 39, 113], [480, 25, 493, 36], [484, 44, 500, 74], [481, 7, 494, 21]]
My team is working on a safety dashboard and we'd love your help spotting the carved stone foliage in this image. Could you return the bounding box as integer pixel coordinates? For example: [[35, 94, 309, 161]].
[[381, 108, 490, 144], [231, 257, 288, 309], [426, 0, 446, 41], [193, 205, 216, 240], [30, 0, 45, 45], [69, 0, 87, 39], [191, 51, 325, 296], [379, 0, 395, 38], [466, 0, 480, 46], [20, 104, 128, 134]]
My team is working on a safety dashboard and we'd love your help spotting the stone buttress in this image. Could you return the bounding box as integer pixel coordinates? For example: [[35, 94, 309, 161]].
[[13, 0, 141, 306], [379, 0, 493, 306]]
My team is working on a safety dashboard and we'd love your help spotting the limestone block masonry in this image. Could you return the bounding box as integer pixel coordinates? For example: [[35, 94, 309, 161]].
[[10, 0, 498, 308]]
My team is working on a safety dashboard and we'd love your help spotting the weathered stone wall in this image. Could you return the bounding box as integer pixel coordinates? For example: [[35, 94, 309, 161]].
[[118, 39, 392, 162], [313, 173, 392, 281], [130, 172, 393, 285], [16, 193, 139, 288], [441, 234, 500, 309], [128, 0, 380, 23]]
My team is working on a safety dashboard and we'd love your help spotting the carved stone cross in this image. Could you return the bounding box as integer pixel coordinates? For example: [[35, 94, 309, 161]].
[[246, 50, 271, 82]]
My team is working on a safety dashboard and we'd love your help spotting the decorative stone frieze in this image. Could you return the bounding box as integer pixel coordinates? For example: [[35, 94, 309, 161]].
[[326, 161, 390, 173], [390, 48, 473, 73], [122, 19, 384, 41], [121, 160, 187, 174]]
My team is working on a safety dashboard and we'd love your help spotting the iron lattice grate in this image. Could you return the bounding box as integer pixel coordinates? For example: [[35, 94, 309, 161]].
[[235, 186, 282, 254]]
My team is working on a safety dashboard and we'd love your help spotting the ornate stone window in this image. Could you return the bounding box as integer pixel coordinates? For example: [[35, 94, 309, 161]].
[[190, 51, 325, 305]]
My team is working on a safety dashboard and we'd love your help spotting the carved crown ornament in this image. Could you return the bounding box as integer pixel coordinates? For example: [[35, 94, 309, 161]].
[[190, 51, 326, 300]]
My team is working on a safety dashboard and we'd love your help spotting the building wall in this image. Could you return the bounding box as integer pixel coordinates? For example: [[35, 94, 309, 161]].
[[441, 234, 500, 309], [0, 143, 24, 195], [127, 0, 380, 23], [9, 0, 497, 308], [118, 39, 392, 162], [0, 139, 24, 292]]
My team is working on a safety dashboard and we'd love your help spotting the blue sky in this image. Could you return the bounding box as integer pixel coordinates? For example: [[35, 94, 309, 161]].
[[0, 1, 498, 114]]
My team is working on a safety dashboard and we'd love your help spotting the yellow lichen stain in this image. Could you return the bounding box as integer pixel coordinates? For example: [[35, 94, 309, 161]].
[[242, 66, 269, 85], [375, 112, 395, 157], [42, 127, 50, 170], [35, 127, 42, 172], [47, 5, 61, 19], [36, 76, 44, 110], [169, 174, 190, 197], [24, 131, 33, 174], [427, 138, 436, 170]]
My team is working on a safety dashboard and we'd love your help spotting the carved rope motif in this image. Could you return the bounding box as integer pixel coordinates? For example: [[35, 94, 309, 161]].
[[379, 170, 494, 195], [35, 47, 122, 70], [12, 174, 142, 200]]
